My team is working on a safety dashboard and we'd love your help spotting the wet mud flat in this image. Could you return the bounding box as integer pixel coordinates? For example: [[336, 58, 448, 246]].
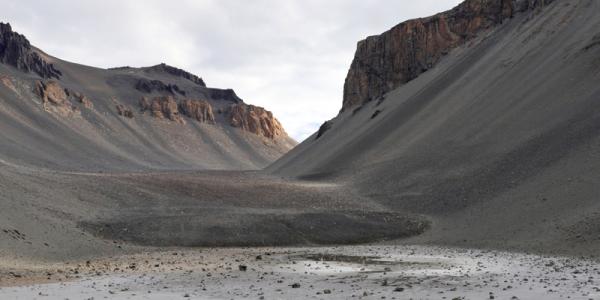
[[1, 245, 600, 299]]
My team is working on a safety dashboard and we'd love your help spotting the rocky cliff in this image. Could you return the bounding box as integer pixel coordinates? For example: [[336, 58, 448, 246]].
[[136, 95, 283, 139], [180, 99, 215, 124], [34, 80, 93, 117], [139, 96, 185, 124], [227, 104, 286, 139], [0, 23, 61, 79], [341, 0, 554, 111]]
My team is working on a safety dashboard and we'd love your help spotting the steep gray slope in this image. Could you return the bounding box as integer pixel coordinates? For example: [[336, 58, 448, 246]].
[[0, 22, 425, 262], [269, 0, 600, 254], [0, 23, 295, 171]]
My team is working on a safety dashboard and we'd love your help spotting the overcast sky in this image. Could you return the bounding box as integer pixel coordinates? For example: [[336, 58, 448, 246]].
[[3, 0, 461, 141]]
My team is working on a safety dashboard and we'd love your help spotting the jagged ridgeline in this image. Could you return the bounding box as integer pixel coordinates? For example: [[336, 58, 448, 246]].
[[0, 22, 296, 171]]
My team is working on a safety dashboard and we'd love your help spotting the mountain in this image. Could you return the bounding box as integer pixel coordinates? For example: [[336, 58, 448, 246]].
[[269, 0, 600, 254], [2, 0, 600, 263], [0, 21, 412, 262], [0, 22, 296, 171]]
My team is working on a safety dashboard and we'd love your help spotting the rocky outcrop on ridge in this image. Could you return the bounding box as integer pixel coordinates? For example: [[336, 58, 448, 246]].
[[341, 0, 554, 111], [139, 96, 184, 124], [207, 88, 243, 103], [35, 81, 68, 106], [1, 23, 292, 143], [34, 80, 93, 117], [138, 95, 282, 139], [227, 104, 285, 139], [180, 99, 215, 124], [315, 121, 333, 140], [135, 78, 186, 95], [0, 23, 61, 79], [143, 63, 206, 86]]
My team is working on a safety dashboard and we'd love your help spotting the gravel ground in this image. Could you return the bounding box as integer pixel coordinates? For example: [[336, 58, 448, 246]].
[[1, 245, 599, 299]]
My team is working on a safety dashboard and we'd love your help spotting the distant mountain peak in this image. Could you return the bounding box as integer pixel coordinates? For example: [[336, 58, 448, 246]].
[[0, 22, 62, 79]]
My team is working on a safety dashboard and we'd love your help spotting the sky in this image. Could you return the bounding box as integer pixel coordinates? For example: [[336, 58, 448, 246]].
[[2, 0, 462, 141]]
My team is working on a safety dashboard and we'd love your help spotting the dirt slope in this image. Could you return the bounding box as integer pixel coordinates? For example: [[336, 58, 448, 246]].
[[269, 0, 600, 255]]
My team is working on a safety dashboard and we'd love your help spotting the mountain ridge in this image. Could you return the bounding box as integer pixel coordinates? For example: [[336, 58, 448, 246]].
[[268, 0, 600, 254], [0, 22, 296, 171]]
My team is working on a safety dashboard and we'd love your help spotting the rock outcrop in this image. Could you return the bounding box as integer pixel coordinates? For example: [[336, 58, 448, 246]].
[[139, 96, 185, 124], [135, 78, 185, 95], [0, 23, 61, 79], [66, 90, 93, 109], [141, 96, 215, 124], [116, 104, 133, 118], [35, 81, 67, 106], [227, 104, 285, 139], [34, 80, 94, 117], [341, 0, 554, 111], [315, 121, 333, 140], [180, 99, 215, 124], [144, 63, 206, 87], [207, 88, 243, 103], [35, 80, 78, 117]]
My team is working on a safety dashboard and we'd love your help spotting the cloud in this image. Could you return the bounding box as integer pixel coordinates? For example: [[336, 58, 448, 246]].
[[2, 0, 462, 141]]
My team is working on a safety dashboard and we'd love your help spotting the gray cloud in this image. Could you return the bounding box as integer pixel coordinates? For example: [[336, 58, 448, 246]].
[[2, 0, 462, 141]]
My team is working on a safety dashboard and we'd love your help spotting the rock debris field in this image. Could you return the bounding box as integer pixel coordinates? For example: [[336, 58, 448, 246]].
[[1, 245, 600, 300]]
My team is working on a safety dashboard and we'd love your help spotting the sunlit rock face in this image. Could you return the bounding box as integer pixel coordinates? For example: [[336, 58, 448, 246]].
[[34, 80, 94, 117], [227, 103, 286, 139], [180, 99, 215, 124]]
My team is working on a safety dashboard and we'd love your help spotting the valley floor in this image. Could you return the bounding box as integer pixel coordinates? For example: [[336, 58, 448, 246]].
[[1, 245, 599, 300], [1, 162, 599, 298]]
